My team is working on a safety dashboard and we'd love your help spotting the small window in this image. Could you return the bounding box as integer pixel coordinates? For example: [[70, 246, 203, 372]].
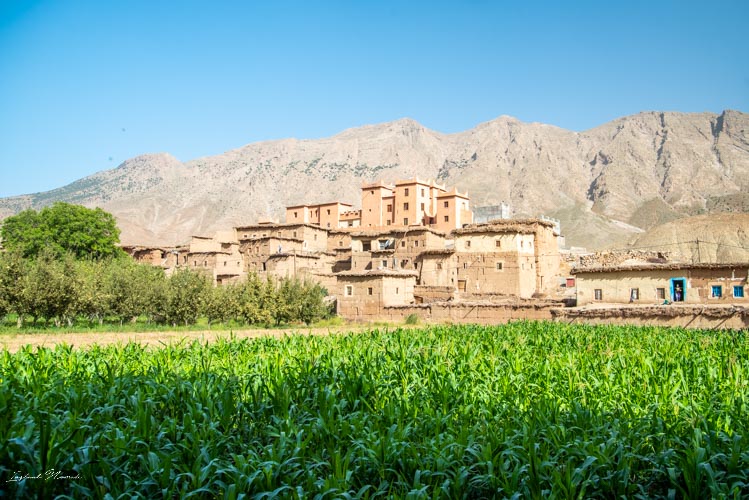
[[414, 262, 419, 270], [463, 262, 468, 269], [521, 241, 524, 248], [404, 203, 409, 210], [382, 260, 388, 268], [444, 216, 449, 222], [415, 241, 419, 247], [339, 241, 343, 246], [656, 288, 666, 300], [420, 203, 425, 210], [466, 240, 471, 248], [224, 261, 227, 267], [203, 261, 207, 267], [293, 231, 297, 238], [437, 262, 443, 270], [402, 259, 409, 267], [404, 188, 409, 196], [444, 201, 449, 208], [368, 287, 373, 295], [370, 190, 374, 195], [386, 220, 391, 225], [314, 234, 317, 241], [327, 209, 331, 215], [345, 285, 353, 296], [495, 240, 501, 248], [262, 262, 266, 271], [630, 288, 639, 301], [401, 241, 406, 247], [421, 188, 425, 196], [387, 204, 392, 212], [496, 262, 503, 270], [594, 289, 603, 301], [711, 285, 722, 298], [193, 261, 197, 267], [293, 212, 297, 218], [243, 234, 248, 238], [734, 286, 745, 298], [396, 287, 399, 294], [404, 218, 409, 225]]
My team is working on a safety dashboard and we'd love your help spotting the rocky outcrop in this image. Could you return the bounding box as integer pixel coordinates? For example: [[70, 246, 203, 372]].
[[0, 111, 747, 248]]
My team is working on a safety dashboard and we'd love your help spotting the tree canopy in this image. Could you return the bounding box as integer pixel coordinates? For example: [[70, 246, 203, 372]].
[[0, 202, 122, 259]]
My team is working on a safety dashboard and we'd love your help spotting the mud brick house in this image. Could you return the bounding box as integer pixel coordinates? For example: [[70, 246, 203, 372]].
[[573, 262, 749, 306]]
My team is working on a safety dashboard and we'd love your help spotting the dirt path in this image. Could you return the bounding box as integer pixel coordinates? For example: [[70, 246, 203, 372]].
[[0, 325, 385, 353]]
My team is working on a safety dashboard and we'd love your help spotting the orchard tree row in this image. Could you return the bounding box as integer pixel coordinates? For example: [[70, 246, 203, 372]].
[[0, 251, 331, 328]]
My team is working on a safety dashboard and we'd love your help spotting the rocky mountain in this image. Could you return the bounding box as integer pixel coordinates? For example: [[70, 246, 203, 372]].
[[1, 110, 747, 249]]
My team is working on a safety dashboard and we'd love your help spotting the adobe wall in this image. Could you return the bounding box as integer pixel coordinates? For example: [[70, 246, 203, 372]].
[[340, 302, 556, 324], [413, 285, 455, 303], [552, 305, 749, 330]]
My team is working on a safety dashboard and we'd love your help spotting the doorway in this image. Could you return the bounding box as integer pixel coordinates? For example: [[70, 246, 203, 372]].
[[670, 278, 686, 302]]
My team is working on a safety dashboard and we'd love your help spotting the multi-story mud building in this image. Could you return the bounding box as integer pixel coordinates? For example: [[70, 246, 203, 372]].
[[124, 178, 562, 320]]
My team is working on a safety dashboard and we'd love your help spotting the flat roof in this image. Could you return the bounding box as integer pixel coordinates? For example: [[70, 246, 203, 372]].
[[573, 262, 749, 275], [335, 269, 418, 278]]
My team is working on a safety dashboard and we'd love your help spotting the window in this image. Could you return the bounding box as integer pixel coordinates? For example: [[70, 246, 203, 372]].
[[293, 231, 297, 238], [656, 288, 666, 300], [243, 234, 247, 239], [402, 259, 409, 267], [386, 220, 391, 225], [203, 261, 207, 267], [327, 209, 331, 215], [262, 262, 266, 271], [314, 234, 317, 241], [382, 260, 388, 268], [630, 288, 639, 301], [415, 241, 419, 247], [370, 190, 374, 195], [444, 216, 449, 222], [495, 240, 501, 248], [368, 287, 373, 295], [734, 286, 745, 298], [404, 203, 409, 210], [421, 188, 425, 196], [363, 241, 371, 251], [293, 211, 297, 218], [521, 241, 524, 248], [711, 285, 722, 298], [345, 285, 353, 296], [193, 261, 197, 267], [463, 262, 468, 269], [387, 204, 392, 212], [444, 201, 449, 208], [496, 262, 503, 270], [339, 241, 343, 246], [396, 287, 399, 294], [437, 262, 443, 270], [466, 240, 471, 248], [224, 261, 227, 267], [404, 188, 409, 196], [594, 289, 603, 301], [420, 203, 425, 210], [404, 218, 409, 225], [401, 241, 406, 247], [415, 262, 419, 270]]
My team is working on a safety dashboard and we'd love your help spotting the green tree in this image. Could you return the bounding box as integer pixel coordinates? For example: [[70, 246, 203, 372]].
[[164, 269, 210, 326], [19, 250, 79, 326], [1, 202, 122, 259]]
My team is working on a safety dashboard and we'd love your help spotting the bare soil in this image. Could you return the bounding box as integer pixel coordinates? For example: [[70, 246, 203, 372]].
[[0, 325, 384, 354]]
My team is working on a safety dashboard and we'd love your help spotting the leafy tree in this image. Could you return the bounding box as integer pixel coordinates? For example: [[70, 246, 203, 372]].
[[1, 202, 122, 259], [164, 269, 210, 326], [19, 250, 79, 326], [0, 251, 30, 327], [299, 281, 330, 325], [202, 282, 241, 326]]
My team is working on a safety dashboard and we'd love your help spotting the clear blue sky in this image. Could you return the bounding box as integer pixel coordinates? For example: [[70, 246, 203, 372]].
[[1, 0, 747, 198]]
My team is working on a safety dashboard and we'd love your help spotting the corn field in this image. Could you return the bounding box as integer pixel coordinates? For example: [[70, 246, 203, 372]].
[[1, 322, 748, 498]]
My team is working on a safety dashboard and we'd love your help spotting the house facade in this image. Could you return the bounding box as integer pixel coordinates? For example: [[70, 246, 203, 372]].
[[574, 263, 749, 306]]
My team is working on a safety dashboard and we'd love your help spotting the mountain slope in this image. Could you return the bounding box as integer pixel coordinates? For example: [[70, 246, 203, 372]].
[[1, 110, 747, 248]]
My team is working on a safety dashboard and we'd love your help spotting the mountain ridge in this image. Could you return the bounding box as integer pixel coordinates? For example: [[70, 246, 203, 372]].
[[1, 110, 747, 249]]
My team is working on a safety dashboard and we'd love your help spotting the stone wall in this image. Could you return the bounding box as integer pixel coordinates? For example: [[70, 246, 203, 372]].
[[552, 305, 749, 330]]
